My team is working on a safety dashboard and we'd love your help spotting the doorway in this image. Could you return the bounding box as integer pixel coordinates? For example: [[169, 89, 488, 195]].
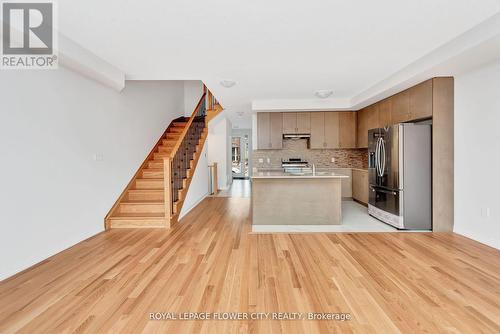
[[231, 134, 250, 179]]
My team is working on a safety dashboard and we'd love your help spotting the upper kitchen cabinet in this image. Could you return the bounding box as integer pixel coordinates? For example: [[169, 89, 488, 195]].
[[282, 112, 311, 134], [357, 104, 379, 148], [257, 112, 283, 149], [409, 79, 433, 120], [339, 112, 357, 148], [391, 90, 411, 123], [310, 112, 339, 149], [378, 98, 392, 127]]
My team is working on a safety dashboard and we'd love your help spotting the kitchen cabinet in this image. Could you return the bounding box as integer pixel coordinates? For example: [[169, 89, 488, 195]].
[[356, 104, 378, 148], [409, 79, 433, 120], [352, 169, 368, 204], [257, 112, 283, 149], [391, 90, 411, 123], [339, 112, 357, 148], [378, 99, 392, 127], [282, 112, 311, 134], [310, 112, 339, 149]]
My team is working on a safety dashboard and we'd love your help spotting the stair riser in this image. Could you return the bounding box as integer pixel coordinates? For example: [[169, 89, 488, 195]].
[[148, 161, 163, 168], [142, 170, 163, 178], [119, 204, 164, 214], [127, 191, 163, 201], [157, 146, 173, 153], [109, 219, 166, 228], [135, 179, 163, 189]]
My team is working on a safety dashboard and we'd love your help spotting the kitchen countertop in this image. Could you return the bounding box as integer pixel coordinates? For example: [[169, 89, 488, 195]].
[[252, 170, 350, 179]]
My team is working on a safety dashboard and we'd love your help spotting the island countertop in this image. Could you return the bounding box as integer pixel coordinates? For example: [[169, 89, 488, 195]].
[[252, 170, 350, 179]]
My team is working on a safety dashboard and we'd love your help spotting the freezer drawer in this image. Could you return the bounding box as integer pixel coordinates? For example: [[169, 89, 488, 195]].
[[369, 185, 402, 217]]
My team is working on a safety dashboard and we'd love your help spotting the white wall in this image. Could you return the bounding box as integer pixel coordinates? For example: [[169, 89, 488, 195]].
[[0, 68, 184, 280], [183, 81, 203, 117], [454, 60, 500, 250], [207, 113, 232, 190], [179, 141, 208, 220]]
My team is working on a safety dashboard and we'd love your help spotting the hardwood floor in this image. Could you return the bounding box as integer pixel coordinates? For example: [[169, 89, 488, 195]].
[[1, 197, 499, 333]]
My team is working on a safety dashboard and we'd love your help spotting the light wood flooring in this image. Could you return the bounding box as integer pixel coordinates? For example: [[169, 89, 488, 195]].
[[0, 197, 499, 333]]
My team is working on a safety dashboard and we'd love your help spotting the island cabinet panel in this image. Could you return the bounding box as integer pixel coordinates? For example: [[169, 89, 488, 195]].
[[324, 112, 340, 148], [391, 90, 411, 123], [257, 112, 283, 149], [282, 113, 297, 134], [352, 169, 369, 204], [310, 112, 325, 149], [409, 79, 433, 120], [339, 112, 357, 148], [296, 112, 311, 133], [378, 98, 392, 127]]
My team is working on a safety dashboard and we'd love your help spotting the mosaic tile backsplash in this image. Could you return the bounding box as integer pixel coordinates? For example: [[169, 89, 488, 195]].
[[252, 139, 368, 169]]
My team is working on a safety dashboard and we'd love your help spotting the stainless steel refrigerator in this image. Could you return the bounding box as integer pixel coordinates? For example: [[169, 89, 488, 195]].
[[368, 123, 432, 230]]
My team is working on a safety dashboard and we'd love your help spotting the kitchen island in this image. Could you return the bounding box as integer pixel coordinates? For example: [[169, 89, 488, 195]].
[[252, 170, 349, 225]]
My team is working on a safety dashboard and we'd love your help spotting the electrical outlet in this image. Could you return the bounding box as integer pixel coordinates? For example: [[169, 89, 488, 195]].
[[266, 157, 270, 164], [258, 158, 264, 163], [331, 157, 335, 163], [94, 153, 104, 161]]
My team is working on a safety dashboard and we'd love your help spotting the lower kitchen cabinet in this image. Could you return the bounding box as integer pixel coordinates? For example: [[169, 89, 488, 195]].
[[352, 169, 368, 204]]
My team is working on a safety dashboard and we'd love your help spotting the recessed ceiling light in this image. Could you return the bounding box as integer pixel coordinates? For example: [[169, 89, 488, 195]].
[[315, 90, 333, 99], [220, 80, 236, 88]]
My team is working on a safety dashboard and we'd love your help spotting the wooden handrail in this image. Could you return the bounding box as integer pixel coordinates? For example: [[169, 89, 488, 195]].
[[168, 93, 207, 159]]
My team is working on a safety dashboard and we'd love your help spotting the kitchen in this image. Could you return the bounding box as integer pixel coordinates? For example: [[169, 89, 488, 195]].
[[251, 78, 453, 232]]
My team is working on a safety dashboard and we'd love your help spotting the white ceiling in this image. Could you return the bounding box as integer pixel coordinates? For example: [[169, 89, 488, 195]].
[[58, 0, 500, 128]]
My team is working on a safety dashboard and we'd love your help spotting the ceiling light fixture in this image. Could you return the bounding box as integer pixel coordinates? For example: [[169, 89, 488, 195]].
[[315, 90, 333, 99], [220, 80, 236, 88]]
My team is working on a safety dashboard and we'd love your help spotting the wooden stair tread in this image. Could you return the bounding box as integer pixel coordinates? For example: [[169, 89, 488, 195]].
[[120, 200, 163, 204], [111, 212, 165, 219]]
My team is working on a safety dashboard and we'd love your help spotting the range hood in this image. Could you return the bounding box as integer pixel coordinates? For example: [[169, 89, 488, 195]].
[[283, 133, 311, 139]]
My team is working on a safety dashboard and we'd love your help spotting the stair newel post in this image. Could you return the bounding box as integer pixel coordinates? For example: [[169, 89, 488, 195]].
[[163, 156, 173, 226]]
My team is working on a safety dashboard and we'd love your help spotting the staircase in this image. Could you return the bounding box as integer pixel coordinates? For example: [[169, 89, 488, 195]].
[[105, 90, 216, 229]]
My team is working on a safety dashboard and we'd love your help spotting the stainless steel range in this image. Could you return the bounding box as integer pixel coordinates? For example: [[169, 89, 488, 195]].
[[281, 158, 310, 174], [368, 123, 432, 230]]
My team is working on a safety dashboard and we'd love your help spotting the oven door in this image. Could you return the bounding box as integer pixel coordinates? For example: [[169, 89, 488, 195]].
[[369, 185, 402, 217]]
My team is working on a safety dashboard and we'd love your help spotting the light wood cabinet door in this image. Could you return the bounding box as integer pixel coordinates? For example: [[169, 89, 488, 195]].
[[356, 108, 368, 148], [257, 112, 271, 149], [409, 79, 433, 120], [269, 112, 283, 149], [324, 112, 340, 149], [391, 90, 411, 123], [378, 98, 392, 127], [282, 113, 297, 134], [310, 112, 325, 149], [365, 103, 380, 131], [352, 169, 368, 204], [339, 112, 357, 148], [296, 112, 311, 133]]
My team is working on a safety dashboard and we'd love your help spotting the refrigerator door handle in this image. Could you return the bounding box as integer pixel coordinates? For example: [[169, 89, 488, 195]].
[[370, 185, 397, 196], [375, 137, 380, 176], [381, 138, 386, 177]]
